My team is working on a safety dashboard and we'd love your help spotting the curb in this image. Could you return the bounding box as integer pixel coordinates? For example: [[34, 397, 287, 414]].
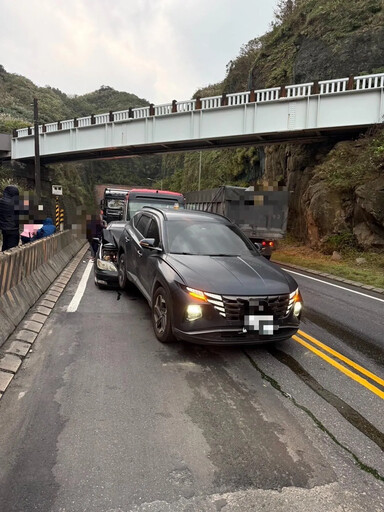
[[0, 244, 90, 399], [273, 259, 384, 296]]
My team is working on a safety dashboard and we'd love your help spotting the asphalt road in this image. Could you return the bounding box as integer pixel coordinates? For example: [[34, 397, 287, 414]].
[[0, 257, 383, 512]]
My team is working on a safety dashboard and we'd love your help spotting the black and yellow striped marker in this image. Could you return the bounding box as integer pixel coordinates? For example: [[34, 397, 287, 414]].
[[293, 330, 384, 399], [55, 197, 60, 228]]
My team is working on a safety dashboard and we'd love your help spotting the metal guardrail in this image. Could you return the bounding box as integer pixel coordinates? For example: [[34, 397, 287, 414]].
[[13, 72, 384, 138]]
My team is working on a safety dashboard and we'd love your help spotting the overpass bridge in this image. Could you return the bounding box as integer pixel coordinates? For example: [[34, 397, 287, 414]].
[[0, 133, 11, 159], [11, 73, 384, 164]]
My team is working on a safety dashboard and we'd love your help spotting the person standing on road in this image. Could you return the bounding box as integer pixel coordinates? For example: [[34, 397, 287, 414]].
[[0, 185, 20, 251], [86, 214, 103, 260]]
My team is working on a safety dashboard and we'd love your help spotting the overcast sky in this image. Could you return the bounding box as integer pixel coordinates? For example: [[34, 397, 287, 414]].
[[0, 0, 278, 104]]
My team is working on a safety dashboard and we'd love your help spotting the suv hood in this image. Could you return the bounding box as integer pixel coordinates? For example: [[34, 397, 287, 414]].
[[166, 254, 296, 296]]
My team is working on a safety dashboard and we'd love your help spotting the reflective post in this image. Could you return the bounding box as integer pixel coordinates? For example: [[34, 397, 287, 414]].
[[55, 196, 60, 229]]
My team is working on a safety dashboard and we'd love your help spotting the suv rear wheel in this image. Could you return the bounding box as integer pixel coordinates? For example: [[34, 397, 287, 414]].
[[152, 287, 176, 343]]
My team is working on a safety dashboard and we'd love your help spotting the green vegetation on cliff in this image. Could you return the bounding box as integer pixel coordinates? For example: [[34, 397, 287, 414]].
[[316, 129, 384, 192]]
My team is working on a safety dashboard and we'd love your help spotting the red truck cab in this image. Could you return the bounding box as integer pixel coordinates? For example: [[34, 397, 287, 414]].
[[122, 188, 185, 221]]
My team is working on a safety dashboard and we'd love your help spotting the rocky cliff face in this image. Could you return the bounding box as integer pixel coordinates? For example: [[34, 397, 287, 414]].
[[264, 139, 384, 250], [293, 27, 384, 84]]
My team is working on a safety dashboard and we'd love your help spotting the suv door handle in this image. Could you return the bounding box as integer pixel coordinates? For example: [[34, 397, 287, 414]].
[[125, 236, 130, 242], [137, 250, 143, 257]]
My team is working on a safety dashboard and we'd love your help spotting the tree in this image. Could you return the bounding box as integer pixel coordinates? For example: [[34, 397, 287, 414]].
[[274, 0, 295, 24]]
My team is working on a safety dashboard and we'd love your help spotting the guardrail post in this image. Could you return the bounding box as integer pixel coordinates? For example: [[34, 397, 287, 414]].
[[128, 108, 134, 118], [280, 85, 287, 98], [42, 124, 46, 133], [221, 93, 227, 106], [312, 80, 319, 94], [74, 117, 78, 127], [249, 90, 256, 102], [149, 104, 155, 116], [12, 129, 18, 138], [91, 114, 96, 125], [28, 127, 32, 135], [172, 100, 177, 113], [347, 75, 354, 90], [57, 121, 62, 130], [195, 97, 202, 110], [109, 111, 114, 122]]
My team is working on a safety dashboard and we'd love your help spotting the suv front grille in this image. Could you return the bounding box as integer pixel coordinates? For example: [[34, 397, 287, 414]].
[[222, 294, 291, 322]]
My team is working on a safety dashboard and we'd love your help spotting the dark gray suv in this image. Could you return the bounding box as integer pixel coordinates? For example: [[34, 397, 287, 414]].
[[118, 207, 302, 345]]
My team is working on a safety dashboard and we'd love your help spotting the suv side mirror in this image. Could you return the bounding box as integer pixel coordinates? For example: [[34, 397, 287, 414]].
[[254, 242, 262, 253], [139, 238, 161, 251]]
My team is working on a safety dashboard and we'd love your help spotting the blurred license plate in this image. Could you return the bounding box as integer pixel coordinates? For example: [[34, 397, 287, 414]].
[[244, 315, 275, 335]]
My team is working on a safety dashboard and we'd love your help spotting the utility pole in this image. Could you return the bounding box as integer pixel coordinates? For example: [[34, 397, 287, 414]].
[[33, 98, 41, 202]]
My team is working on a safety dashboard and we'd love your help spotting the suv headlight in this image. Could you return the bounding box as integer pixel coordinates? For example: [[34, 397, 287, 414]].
[[293, 301, 302, 316], [97, 259, 117, 272], [186, 304, 202, 321]]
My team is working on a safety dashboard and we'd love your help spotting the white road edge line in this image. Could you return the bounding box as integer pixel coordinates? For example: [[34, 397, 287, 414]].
[[284, 269, 384, 303], [67, 260, 93, 312]]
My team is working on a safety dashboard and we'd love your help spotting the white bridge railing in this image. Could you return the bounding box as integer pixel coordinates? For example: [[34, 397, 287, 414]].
[[14, 72, 384, 138]]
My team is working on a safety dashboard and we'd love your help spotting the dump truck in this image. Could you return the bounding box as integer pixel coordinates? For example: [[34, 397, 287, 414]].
[[185, 185, 289, 259]]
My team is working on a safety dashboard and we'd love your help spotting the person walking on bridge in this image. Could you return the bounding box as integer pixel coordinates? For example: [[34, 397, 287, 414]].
[[0, 185, 20, 251]]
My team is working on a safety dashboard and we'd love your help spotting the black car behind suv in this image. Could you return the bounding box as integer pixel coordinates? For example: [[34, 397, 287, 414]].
[[118, 207, 302, 345]]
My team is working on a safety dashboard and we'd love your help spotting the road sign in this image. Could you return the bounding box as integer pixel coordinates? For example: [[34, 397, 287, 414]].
[[52, 185, 62, 195]]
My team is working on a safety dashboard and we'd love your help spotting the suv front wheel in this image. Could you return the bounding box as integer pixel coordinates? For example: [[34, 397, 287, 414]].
[[152, 286, 176, 343]]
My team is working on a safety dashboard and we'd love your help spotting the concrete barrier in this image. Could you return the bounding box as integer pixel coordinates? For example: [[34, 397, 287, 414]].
[[0, 231, 86, 346]]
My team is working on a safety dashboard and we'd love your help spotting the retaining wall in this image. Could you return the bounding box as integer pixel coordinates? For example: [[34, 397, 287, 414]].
[[0, 231, 86, 346]]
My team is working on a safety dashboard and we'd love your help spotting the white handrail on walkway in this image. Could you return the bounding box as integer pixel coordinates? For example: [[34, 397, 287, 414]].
[[176, 100, 196, 112], [355, 73, 384, 90], [95, 113, 109, 124], [132, 106, 150, 119], [114, 110, 130, 122], [227, 91, 250, 105], [319, 78, 349, 94], [201, 96, 222, 109], [61, 119, 75, 130], [77, 116, 92, 128], [255, 87, 280, 102], [286, 83, 313, 98], [154, 103, 173, 116]]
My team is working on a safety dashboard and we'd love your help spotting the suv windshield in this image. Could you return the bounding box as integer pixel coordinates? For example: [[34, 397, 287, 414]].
[[128, 199, 184, 218], [166, 220, 256, 256]]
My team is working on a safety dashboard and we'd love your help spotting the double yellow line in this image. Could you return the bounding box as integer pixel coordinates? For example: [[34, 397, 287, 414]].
[[293, 330, 384, 400]]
